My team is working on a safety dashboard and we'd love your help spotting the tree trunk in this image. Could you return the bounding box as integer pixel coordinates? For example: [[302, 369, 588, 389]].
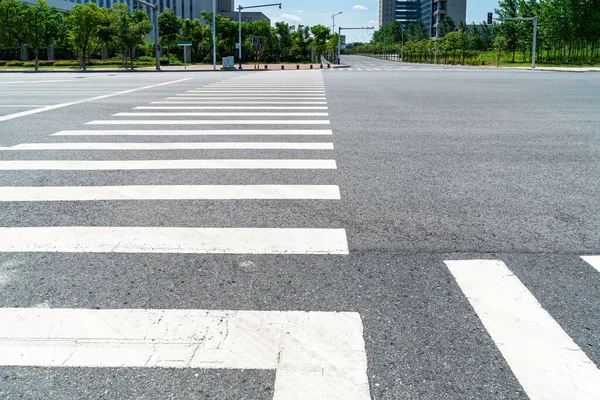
[[34, 48, 39, 71]]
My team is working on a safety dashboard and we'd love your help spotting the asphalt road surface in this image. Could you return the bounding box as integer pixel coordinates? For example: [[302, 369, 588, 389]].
[[0, 57, 599, 400]]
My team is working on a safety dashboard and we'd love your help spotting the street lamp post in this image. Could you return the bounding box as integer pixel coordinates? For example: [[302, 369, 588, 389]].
[[134, 0, 160, 71], [238, 3, 282, 69], [212, 0, 216, 70], [331, 12, 342, 63]]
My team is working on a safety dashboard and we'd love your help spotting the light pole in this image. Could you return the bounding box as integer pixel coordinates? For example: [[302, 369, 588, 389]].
[[134, 0, 160, 71], [238, 3, 282, 69], [401, 27, 404, 62], [212, 0, 216, 70], [331, 12, 342, 63]]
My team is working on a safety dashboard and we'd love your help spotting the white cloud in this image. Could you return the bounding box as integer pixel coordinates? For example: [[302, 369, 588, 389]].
[[280, 13, 302, 22], [296, 10, 304, 14], [368, 20, 378, 25], [353, 5, 368, 11]]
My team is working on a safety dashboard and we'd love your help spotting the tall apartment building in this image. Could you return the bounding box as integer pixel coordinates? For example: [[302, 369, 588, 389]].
[[379, 0, 466, 37]]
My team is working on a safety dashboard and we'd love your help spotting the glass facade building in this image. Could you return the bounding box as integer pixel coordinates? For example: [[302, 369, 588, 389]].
[[380, 0, 466, 37]]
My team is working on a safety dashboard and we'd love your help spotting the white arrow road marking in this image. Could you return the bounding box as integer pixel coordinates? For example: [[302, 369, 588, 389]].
[[0, 308, 370, 400]]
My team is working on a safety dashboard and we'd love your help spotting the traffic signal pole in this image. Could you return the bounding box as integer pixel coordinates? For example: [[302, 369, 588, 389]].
[[337, 26, 374, 65]]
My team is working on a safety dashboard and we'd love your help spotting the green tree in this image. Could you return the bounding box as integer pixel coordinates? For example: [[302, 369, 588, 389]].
[[25, 0, 54, 70], [65, 2, 108, 70], [495, 0, 519, 61], [438, 15, 456, 38], [274, 21, 293, 61], [113, 3, 152, 69], [158, 8, 181, 56], [493, 34, 508, 66], [181, 18, 210, 62], [310, 24, 330, 61], [291, 24, 311, 61]]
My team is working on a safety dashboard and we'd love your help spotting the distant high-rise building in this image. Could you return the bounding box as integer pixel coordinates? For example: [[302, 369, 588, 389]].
[[379, 0, 467, 37]]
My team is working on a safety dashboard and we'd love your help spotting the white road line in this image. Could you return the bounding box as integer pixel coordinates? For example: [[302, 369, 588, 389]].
[[444, 259, 600, 400], [0, 308, 369, 399], [135, 106, 328, 110], [0, 105, 47, 108], [0, 159, 337, 170], [86, 120, 331, 125], [177, 93, 325, 97], [53, 129, 333, 136], [114, 112, 329, 117], [0, 79, 76, 85], [0, 185, 341, 201], [581, 256, 600, 273], [170, 97, 327, 100], [187, 91, 325, 94], [0, 227, 349, 254], [154, 101, 328, 105], [0, 79, 192, 122], [0, 142, 334, 150]]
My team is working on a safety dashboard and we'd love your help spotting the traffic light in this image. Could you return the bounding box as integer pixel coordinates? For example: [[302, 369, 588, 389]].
[[487, 12, 493, 25], [252, 36, 258, 46]]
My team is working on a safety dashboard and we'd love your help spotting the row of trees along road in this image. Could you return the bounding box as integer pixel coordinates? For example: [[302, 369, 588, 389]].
[[348, 0, 600, 65], [0, 0, 341, 70]]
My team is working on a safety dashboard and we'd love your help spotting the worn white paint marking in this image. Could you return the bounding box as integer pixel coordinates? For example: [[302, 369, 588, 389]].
[[0, 308, 369, 399], [0, 227, 349, 254], [135, 106, 328, 110], [0, 79, 192, 122], [52, 129, 333, 136], [0, 79, 76, 85], [581, 256, 600, 273], [0, 159, 337, 170], [155, 101, 328, 105], [177, 93, 325, 97], [0, 185, 341, 201], [444, 259, 600, 400], [0, 142, 333, 150], [86, 120, 331, 125], [114, 112, 329, 117]]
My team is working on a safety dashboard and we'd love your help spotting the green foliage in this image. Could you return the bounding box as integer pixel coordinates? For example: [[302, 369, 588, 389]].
[[65, 2, 110, 69], [158, 8, 181, 55], [310, 24, 330, 58]]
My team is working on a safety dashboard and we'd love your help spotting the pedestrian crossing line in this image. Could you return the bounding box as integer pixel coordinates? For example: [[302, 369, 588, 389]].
[[204, 85, 325, 88], [0, 142, 334, 151], [113, 112, 329, 117], [581, 256, 600, 273], [0, 227, 349, 254], [0, 308, 369, 399], [85, 120, 331, 125], [170, 97, 328, 101], [177, 93, 326, 97], [134, 106, 328, 110], [186, 91, 326, 94], [445, 260, 600, 400], [52, 129, 333, 136], [153, 101, 329, 105], [0, 159, 337, 170], [0, 185, 341, 201]]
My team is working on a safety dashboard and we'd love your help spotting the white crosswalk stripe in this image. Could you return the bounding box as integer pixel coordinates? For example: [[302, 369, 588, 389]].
[[445, 259, 600, 400], [0, 71, 370, 398]]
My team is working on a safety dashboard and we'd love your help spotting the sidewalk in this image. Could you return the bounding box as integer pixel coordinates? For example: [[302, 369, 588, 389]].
[[0, 63, 349, 73]]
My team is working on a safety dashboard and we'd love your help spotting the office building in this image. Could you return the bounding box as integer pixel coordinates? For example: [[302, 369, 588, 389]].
[[21, 0, 269, 24], [379, 0, 466, 37]]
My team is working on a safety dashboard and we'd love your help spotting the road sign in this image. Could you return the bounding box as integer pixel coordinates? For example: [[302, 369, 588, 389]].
[[347, 44, 353, 50], [177, 40, 192, 46]]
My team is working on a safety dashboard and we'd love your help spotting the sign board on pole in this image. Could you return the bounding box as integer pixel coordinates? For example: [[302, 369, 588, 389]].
[[176, 41, 192, 70], [177, 40, 192, 46]]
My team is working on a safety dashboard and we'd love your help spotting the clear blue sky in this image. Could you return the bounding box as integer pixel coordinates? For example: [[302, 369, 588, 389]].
[[256, 0, 499, 42]]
